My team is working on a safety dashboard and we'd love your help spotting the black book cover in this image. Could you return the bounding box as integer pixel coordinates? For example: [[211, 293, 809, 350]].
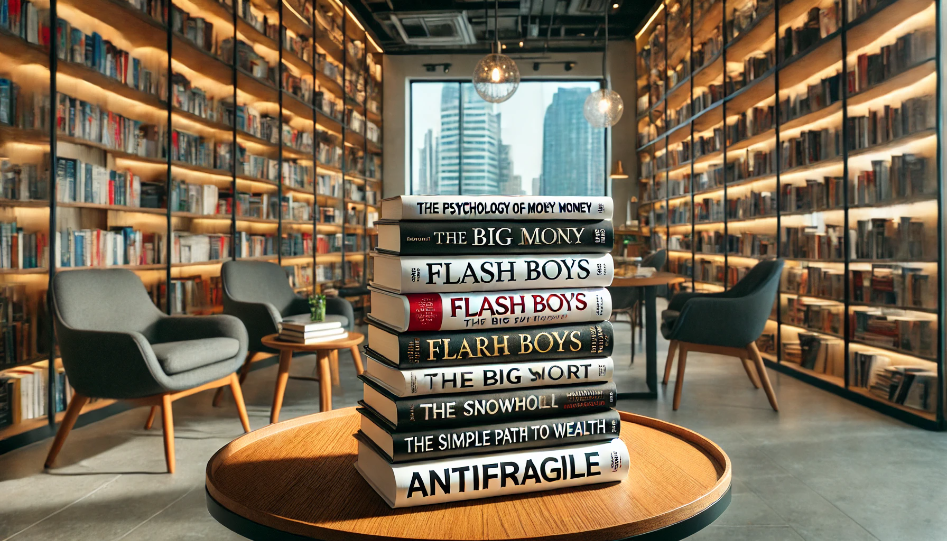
[[360, 375, 618, 430], [357, 406, 621, 463], [369, 321, 613, 368], [376, 219, 614, 255]]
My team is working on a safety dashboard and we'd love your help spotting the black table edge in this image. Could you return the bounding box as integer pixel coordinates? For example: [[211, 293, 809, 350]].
[[205, 486, 731, 541]]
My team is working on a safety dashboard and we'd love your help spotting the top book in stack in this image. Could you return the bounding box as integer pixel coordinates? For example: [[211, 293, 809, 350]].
[[377, 196, 614, 258]]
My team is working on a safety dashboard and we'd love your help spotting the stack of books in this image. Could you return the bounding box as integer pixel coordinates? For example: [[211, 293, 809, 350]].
[[278, 314, 345, 344], [356, 195, 629, 508]]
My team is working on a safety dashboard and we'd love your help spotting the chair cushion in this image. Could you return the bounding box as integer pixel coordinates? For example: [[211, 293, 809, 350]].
[[152, 337, 241, 375], [324, 313, 349, 328], [660, 310, 680, 340]]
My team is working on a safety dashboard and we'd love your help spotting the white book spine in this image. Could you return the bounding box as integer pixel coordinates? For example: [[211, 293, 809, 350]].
[[374, 287, 612, 332], [375, 253, 614, 294], [370, 356, 614, 396], [384, 196, 614, 221], [357, 438, 630, 508]]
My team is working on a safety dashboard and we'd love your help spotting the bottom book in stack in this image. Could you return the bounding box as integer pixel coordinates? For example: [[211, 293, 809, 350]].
[[356, 366, 630, 508]]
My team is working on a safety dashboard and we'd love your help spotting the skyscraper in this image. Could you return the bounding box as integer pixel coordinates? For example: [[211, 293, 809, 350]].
[[437, 85, 503, 195], [417, 129, 438, 194], [540, 87, 605, 196]]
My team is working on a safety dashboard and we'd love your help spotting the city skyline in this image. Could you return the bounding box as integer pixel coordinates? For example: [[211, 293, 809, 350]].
[[411, 81, 605, 195]]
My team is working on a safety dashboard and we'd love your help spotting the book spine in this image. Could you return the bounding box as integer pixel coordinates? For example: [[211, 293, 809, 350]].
[[390, 287, 612, 332], [381, 438, 630, 508], [386, 220, 614, 255], [390, 381, 618, 429], [379, 253, 614, 294], [377, 357, 614, 396], [386, 321, 614, 367], [390, 196, 614, 221], [386, 410, 621, 462]]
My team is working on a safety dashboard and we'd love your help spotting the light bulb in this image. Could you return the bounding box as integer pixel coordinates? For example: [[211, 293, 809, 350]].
[[473, 53, 521, 103], [584, 89, 624, 128]]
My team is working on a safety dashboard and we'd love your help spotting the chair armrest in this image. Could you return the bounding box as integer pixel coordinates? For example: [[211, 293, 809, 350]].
[[223, 297, 281, 349], [326, 296, 355, 331], [157, 315, 249, 346], [667, 291, 714, 312], [54, 325, 167, 399]]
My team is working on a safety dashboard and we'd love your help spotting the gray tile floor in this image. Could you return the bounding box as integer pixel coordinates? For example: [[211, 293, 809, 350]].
[[2, 299, 946, 540]]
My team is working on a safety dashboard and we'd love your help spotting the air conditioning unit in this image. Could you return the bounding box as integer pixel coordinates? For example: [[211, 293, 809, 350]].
[[389, 12, 477, 46]]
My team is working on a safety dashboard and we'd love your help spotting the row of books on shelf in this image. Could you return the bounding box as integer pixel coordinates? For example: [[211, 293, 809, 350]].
[[727, 105, 775, 147], [0, 284, 44, 368], [777, 4, 839, 63], [167, 275, 222, 315], [282, 232, 312, 257], [781, 263, 934, 311], [55, 18, 166, 101], [171, 3, 218, 56], [779, 217, 929, 261], [847, 95, 935, 152], [56, 93, 163, 158], [782, 265, 844, 300], [852, 308, 935, 358], [0, 0, 48, 47], [55, 227, 160, 268], [849, 28, 935, 95], [0, 159, 46, 201], [781, 177, 844, 213], [852, 352, 935, 412], [782, 332, 844, 378], [785, 296, 843, 335], [779, 71, 841, 125], [726, 190, 775, 220], [55, 158, 146, 208], [0, 221, 45, 269], [851, 154, 934, 205], [0, 362, 71, 428]]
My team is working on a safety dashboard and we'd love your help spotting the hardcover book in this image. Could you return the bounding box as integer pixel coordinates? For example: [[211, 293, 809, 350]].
[[364, 355, 614, 397], [366, 321, 614, 368], [360, 376, 618, 430], [375, 219, 614, 255], [368, 287, 613, 332], [381, 196, 614, 221], [355, 434, 629, 508], [370, 252, 614, 294], [357, 406, 621, 462]]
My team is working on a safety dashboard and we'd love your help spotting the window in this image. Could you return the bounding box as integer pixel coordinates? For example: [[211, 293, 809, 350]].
[[411, 81, 607, 196]]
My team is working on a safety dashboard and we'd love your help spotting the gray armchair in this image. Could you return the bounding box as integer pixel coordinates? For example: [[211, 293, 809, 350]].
[[660, 259, 783, 411], [45, 269, 250, 473], [216, 261, 362, 408], [607, 249, 667, 364]]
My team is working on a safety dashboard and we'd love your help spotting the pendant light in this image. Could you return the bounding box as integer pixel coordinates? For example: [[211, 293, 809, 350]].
[[584, 4, 624, 128], [473, 0, 520, 103], [610, 160, 628, 178]]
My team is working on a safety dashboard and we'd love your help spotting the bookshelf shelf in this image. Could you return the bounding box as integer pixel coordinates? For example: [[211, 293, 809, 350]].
[[0, 0, 382, 449], [635, 0, 943, 428]]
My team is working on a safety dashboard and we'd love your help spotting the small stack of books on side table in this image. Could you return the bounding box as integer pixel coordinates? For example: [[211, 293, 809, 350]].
[[356, 195, 630, 508], [278, 314, 346, 344]]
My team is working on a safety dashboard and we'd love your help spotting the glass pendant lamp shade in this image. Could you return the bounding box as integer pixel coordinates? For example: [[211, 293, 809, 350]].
[[473, 53, 520, 103], [584, 88, 624, 128]]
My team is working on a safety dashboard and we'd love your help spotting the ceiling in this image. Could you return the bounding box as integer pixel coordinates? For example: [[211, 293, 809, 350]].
[[347, 0, 652, 55]]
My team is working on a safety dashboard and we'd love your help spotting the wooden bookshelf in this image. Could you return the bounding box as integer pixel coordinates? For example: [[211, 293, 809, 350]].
[[0, 0, 382, 450], [634, 0, 943, 429]]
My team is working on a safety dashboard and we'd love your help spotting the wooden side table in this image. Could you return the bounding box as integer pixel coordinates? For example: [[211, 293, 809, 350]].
[[260, 332, 365, 424], [206, 407, 731, 541]]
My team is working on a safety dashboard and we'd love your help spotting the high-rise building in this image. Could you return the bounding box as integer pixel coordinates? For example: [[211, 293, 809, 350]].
[[437, 85, 503, 194], [540, 87, 605, 196], [417, 129, 438, 194]]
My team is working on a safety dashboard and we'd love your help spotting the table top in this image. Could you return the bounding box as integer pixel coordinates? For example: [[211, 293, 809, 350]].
[[261, 332, 365, 352], [206, 407, 731, 541], [611, 272, 687, 288]]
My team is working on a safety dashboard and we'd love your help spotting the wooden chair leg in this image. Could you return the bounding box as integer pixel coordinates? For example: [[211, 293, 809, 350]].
[[350, 346, 364, 375], [318, 351, 332, 412], [672, 345, 688, 411], [270, 350, 293, 424], [663, 340, 678, 385], [44, 394, 89, 468], [144, 406, 158, 430], [213, 351, 256, 407], [229, 373, 251, 433], [740, 356, 761, 389], [329, 350, 340, 385], [161, 394, 175, 474], [747, 343, 779, 411]]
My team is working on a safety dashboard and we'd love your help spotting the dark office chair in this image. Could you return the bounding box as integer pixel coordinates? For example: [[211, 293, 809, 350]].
[[214, 260, 361, 407], [45, 269, 250, 473], [607, 249, 667, 364], [660, 258, 783, 411]]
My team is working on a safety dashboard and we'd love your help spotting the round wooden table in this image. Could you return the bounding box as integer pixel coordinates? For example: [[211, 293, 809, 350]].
[[206, 407, 731, 541], [260, 333, 365, 424]]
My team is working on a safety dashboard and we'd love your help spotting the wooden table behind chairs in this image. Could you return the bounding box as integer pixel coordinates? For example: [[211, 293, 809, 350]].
[[259, 333, 365, 424], [205, 407, 732, 541], [610, 272, 687, 400]]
